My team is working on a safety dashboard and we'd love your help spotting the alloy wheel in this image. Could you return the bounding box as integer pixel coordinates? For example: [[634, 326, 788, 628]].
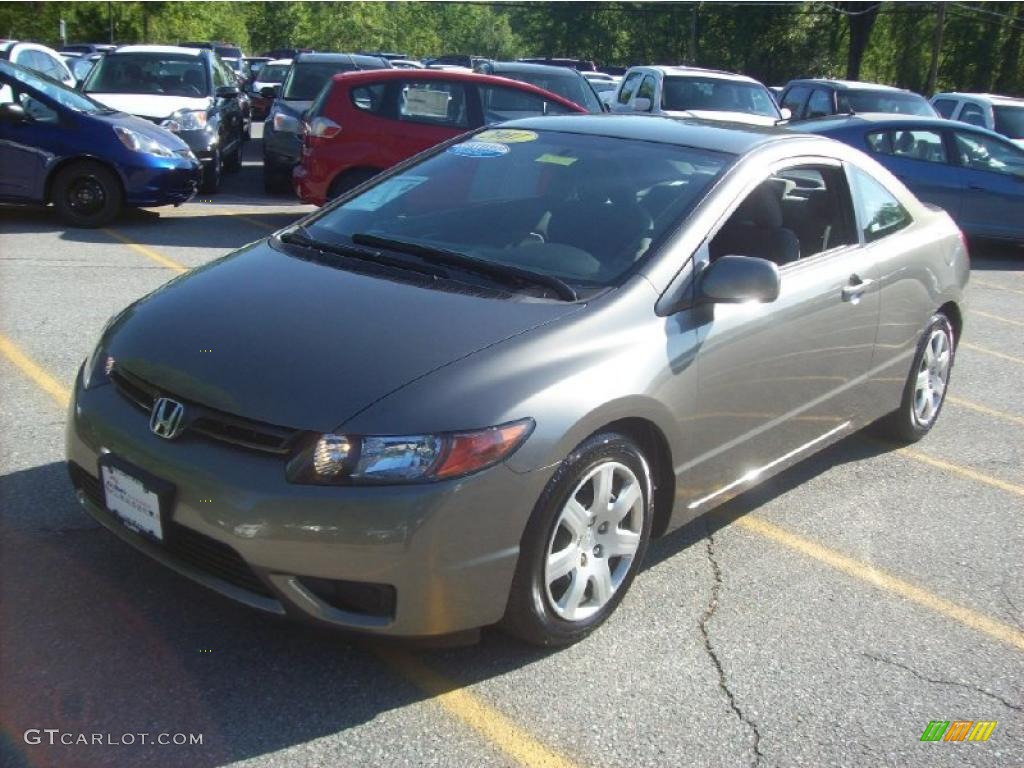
[[912, 326, 951, 427]]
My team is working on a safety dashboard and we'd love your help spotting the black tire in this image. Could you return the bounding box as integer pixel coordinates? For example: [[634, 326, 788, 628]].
[[877, 312, 955, 443], [201, 149, 222, 193], [51, 160, 123, 228], [263, 164, 290, 194], [223, 141, 242, 173], [327, 168, 379, 201], [501, 431, 653, 646]]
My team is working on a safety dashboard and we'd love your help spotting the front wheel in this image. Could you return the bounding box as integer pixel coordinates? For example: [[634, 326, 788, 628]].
[[502, 432, 653, 646], [52, 160, 123, 228], [877, 313, 955, 443]]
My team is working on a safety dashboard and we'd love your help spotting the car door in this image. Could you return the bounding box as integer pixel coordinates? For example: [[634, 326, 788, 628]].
[[950, 128, 1024, 239], [861, 127, 965, 221], [612, 71, 643, 113], [389, 78, 472, 157], [0, 77, 60, 201], [680, 160, 880, 510], [780, 84, 811, 120]]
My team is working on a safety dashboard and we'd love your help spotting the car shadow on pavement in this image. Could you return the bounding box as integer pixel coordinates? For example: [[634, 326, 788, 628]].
[[968, 239, 1024, 272]]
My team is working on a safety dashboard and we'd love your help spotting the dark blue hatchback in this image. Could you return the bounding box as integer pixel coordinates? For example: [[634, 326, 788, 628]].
[[0, 60, 200, 227]]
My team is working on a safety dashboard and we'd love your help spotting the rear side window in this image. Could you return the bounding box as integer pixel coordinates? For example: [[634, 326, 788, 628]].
[[617, 72, 642, 105], [849, 166, 912, 243], [932, 98, 957, 118], [398, 80, 468, 127], [478, 84, 576, 123], [350, 83, 386, 114], [781, 85, 810, 116], [958, 103, 987, 127], [805, 89, 832, 118]]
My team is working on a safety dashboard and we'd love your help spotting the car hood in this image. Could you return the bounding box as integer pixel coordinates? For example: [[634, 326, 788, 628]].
[[105, 240, 580, 431], [86, 93, 211, 120], [277, 98, 313, 117], [94, 110, 192, 151], [664, 109, 779, 126]]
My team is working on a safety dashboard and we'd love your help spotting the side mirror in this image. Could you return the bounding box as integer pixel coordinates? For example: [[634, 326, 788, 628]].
[[699, 255, 781, 304], [633, 96, 652, 112], [215, 85, 239, 99], [260, 85, 279, 99], [0, 103, 28, 124], [779, 107, 792, 120]]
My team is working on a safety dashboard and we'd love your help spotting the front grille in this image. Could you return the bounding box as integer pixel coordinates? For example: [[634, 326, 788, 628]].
[[109, 365, 301, 455], [68, 461, 273, 599]]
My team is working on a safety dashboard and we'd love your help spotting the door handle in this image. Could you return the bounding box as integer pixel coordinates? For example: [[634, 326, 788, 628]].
[[841, 275, 873, 302]]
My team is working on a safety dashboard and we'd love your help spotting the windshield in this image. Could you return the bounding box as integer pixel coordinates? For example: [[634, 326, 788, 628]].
[[839, 89, 934, 116], [85, 53, 209, 97], [662, 77, 779, 117], [503, 71, 603, 113], [994, 105, 1024, 139], [257, 63, 290, 84], [2, 61, 111, 114], [282, 61, 356, 100], [304, 129, 731, 288], [216, 46, 242, 60]]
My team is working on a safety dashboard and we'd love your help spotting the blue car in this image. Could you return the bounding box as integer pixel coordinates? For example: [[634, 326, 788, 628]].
[[800, 113, 1024, 242], [0, 60, 200, 227]]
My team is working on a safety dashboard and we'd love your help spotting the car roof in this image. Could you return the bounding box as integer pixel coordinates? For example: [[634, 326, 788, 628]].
[[295, 52, 387, 66], [631, 65, 761, 84], [932, 92, 1024, 106], [484, 61, 582, 77], [327, 68, 587, 110], [265, 59, 292, 66], [111, 45, 204, 57], [797, 112, 1014, 140], [786, 78, 910, 93], [493, 114, 800, 154]]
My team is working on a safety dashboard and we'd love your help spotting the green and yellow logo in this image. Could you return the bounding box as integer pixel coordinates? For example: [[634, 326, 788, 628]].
[[920, 720, 997, 742]]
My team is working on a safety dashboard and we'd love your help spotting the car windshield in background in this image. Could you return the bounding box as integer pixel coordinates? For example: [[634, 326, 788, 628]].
[[994, 105, 1024, 139], [85, 53, 209, 97], [662, 77, 778, 117], [3, 62, 111, 114], [258, 63, 289, 83], [216, 46, 242, 59], [305, 129, 731, 288], [508, 72, 602, 112], [839, 89, 933, 115], [282, 62, 355, 100]]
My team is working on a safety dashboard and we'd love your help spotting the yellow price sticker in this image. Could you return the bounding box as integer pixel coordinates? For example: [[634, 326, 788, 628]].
[[475, 129, 538, 143]]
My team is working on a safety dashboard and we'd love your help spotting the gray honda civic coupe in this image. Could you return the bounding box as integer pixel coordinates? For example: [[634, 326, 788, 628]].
[[67, 116, 968, 646]]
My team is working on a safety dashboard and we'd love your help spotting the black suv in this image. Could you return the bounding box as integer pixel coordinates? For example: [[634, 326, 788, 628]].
[[83, 45, 247, 192], [779, 79, 937, 122]]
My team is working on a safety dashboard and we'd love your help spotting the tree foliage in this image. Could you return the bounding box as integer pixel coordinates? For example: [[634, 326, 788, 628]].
[[0, 1, 1020, 95]]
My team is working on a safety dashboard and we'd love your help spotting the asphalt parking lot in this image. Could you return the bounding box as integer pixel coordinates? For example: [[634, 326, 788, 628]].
[[1, 126, 1022, 768]]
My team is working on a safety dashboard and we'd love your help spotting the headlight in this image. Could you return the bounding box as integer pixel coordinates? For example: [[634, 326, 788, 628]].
[[272, 111, 300, 133], [113, 125, 175, 158], [82, 342, 115, 390], [286, 419, 534, 485], [161, 109, 209, 132]]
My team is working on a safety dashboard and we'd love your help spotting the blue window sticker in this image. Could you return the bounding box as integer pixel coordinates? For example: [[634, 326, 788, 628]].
[[448, 141, 510, 158]]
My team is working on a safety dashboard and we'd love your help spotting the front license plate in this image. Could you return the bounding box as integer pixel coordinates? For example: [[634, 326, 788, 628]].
[[101, 463, 164, 541]]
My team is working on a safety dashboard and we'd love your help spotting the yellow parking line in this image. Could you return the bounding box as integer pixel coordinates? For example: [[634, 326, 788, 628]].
[[971, 309, 1024, 328], [101, 228, 187, 274], [225, 212, 279, 231], [947, 395, 1024, 427], [379, 649, 580, 768], [896, 446, 1024, 498], [0, 333, 71, 408], [960, 342, 1024, 366], [738, 517, 1024, 652]]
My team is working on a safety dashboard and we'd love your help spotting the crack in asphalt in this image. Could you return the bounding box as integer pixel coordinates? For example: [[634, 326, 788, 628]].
[[699, 527, 765, 768], [999, 581, 1024, 631], [863, 653, 1022, 712]]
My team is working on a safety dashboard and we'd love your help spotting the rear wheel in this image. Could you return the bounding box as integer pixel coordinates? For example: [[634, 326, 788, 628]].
[[502, 432, 652, 646], [51, 160, 123, 228], [877, 313, 955, 443]]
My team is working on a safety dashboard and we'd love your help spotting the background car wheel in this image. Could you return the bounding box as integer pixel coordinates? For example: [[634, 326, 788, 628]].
[[201, 150, 222, 193], [224, 143, 242, 173], [327, 168, 379, 201], [502, 431, 653, 646], [51, 160, 123, 228], [877, 312, 955, 443]]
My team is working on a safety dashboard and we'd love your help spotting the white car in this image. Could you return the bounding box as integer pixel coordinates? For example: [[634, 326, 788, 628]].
[[251, 57, 291, 96], [0, 40, 75, 87], [931, 92, 1024, 149], [611, 65, 782, 126]]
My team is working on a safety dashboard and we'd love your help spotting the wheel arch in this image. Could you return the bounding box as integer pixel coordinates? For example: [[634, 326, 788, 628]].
[[937, 300, 963, 348], [327, 165, 382, 198]]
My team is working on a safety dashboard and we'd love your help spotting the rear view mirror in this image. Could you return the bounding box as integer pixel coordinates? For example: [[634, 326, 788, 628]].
[[633, 97, 652, 113], [699, 255, 781, 304], [216, 85, 239, 99], [779, 107, 792, 120], [0, 103, 28, 124]]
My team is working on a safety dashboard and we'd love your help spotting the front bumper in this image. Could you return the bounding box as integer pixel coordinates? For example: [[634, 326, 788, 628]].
[[65, 371, 550, 636], [292, 162, 326, 206], [122, 156, 201, 207]]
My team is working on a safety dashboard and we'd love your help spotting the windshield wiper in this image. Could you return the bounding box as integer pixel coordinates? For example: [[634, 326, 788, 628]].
[[351, 233, 578, 301], [277, 229, 449, 279]]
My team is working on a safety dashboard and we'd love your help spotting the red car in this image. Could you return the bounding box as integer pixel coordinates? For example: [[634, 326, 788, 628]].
[[293, 69, 587, 205]]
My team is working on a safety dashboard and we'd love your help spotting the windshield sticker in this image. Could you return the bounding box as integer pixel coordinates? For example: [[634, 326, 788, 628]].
[[346, 175, 428, 211], [475, 128, 538, 143], [536, 153, 578, 167], [448, 142, 510, 158]]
